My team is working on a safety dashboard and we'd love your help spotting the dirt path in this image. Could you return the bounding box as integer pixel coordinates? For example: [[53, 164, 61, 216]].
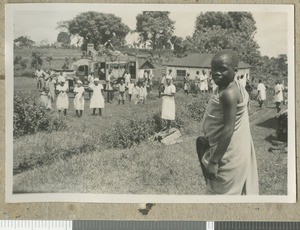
[[248, 102, 288, 195]]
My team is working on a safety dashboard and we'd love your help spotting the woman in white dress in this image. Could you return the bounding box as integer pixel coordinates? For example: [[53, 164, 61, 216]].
[[274, 81, 284, 113], [161, 75, 176, 130], [89, 78, 105, 116], [257, 79, 267, 108], [56, 79, 69, 116], [73, 80, 85, 117]]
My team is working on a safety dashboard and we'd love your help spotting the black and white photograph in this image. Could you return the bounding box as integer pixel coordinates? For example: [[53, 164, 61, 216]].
[[5, 3, 295, 203]]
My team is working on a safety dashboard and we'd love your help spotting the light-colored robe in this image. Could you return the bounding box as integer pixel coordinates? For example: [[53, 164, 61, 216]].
[[201, 80, 259, 195]]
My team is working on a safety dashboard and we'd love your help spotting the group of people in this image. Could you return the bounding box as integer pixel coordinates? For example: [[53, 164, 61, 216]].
[[38, 67, 158, 117], [256, 79, 286, 113], [170, 69, 217, 96], [40, 76, 105, 117]]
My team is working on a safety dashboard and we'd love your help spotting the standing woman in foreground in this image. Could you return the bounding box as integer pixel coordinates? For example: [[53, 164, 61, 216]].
[[161, 75, 176, 131], [197, 50, 259, 195]]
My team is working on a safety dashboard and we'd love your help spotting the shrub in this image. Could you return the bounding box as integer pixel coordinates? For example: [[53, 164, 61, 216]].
[[101, 115, 157, 149], [31, 51, 43, 68], [13, 92, 67, 137], [173, 81, 184, 92], [189, 82, 199, 94], [186, 94, 209, 122]]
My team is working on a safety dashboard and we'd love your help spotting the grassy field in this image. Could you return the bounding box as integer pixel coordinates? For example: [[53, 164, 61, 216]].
[[12, 48, 288, 195]]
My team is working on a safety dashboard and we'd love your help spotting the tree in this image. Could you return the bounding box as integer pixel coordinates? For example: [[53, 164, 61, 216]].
[[190, 12, 261, 66], [57, 32, 71, 47], [59, 11, 130, 50], [46, 56, 53, 67], [31, 51, 43, 69], [170, 36, 188, 57], [136, 11, 175, 50], [14, 36, 35, 48]]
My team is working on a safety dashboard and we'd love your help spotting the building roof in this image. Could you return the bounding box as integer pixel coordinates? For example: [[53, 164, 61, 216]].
[[139, 60, 155, 69], [165, 53, 251, 69]]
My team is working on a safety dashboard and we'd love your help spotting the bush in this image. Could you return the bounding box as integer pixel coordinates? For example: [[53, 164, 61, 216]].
[[101, 115, 157, 149], [186, 94, 209, 122], [173, 80, 184, 92], [14, 92, 67, 137], [31, 51, 43, 68], [189, 82, 199, 94]]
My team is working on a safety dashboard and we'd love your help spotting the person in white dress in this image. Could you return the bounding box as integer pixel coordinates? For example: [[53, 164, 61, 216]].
[[127, 80, 134, 102], [256, 79, 267, 108], [73, 80, 85, 117], [274, 81, 284, 113], [132, 83, 141, 104], [56, 79, 69, 116], [57, 71, 68, 89], [161, 75, 176, 130], [124, 70, 131, 88], [139, 82, 147, 104], [40, 87, 52, 110], [89, 78, 105, 116], [200, 70, 209, 93], [195, 71, 201, 93], [45, 75, 56, 103]]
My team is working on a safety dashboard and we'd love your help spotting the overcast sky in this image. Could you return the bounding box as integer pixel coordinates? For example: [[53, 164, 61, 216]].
[[13, 4, 290, 57]]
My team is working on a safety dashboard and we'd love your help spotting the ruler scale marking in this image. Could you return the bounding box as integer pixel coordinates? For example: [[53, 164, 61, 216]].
[[1, 220, 300, 230]]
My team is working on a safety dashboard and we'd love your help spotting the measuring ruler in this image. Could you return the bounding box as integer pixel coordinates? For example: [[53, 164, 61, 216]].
[[0, 220, 300, 230]]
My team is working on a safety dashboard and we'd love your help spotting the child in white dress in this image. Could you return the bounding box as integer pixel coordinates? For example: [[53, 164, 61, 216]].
[[127, 80, 134, 102], [56, 79, 69, 116], [40, 87, 52, 110], [89, 78, 105, 116], [73, 80, 85, 117]]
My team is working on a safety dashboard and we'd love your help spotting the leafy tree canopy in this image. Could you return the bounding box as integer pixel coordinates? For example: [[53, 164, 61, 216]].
[[57, 32, 71, 47], [136, 11, 175, 50], [190, 12, 260, 66], [14, 36, 35, 48], [59, 11, 130, 50]]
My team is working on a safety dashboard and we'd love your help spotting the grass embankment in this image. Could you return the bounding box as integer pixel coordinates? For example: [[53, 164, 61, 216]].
[[13, 84, 208, 194], [13, 82, 288, 195]]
